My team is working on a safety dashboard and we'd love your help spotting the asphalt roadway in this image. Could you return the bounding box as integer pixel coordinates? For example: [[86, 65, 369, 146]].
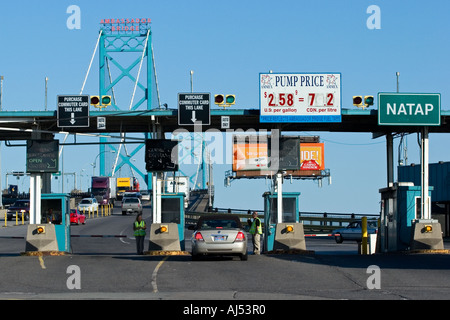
[[1, 205, 450, 303]]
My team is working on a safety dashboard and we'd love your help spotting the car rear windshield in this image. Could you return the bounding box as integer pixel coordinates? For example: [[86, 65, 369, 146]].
[[198, 219, 241, 230], [13, 201, 29, 208], [80, 199, 92, 204], [124, 198, 139, 203]]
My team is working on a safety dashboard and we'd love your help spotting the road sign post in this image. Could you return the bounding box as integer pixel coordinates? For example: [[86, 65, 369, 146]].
[[178, 93, 210, 126], [57, 95, 90, 128], [378, 93, 441, 221]]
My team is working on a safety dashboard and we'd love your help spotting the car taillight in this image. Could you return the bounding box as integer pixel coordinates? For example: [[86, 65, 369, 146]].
[[235, 232, 245, 242], [194, 232, 204, 241]]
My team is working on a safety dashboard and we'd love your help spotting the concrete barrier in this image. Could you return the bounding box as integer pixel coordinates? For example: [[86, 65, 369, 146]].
[[273, 223, 306, 251], [410, 220, 444, 251], [25, 224, 58, 252], [148, 223, 181, 251]]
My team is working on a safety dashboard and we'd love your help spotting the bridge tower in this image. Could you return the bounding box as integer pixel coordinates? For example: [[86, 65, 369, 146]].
[[97, 19, 158, 187]]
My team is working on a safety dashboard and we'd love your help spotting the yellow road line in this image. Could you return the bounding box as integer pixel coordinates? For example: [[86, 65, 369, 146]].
[[151, 256, 168, 293], [38, 256, 46, 269]]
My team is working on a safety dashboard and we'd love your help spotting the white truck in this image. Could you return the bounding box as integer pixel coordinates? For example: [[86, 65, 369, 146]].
[[165, 176, 189, 208]]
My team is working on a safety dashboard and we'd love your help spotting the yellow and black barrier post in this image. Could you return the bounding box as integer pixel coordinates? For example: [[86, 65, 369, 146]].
[[361, 216, 368, 255]]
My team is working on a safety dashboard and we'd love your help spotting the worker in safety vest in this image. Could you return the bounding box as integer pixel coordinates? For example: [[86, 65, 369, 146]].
[[133, 214, 146, 255], [248, 211, 262, 255]]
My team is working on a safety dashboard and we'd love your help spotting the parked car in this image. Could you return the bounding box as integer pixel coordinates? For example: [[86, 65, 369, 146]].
[[140, 190, 150, 201], [332, 220, 378, 243], [121, 197, 142, 215], [189, 214, 248, 261], [77, 198, 98, 213], [7, 199, 30, 221], [70, 209, 86, 225]]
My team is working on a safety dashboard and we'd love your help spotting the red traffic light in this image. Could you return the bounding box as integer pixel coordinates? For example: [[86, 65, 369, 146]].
[[214, 94, 224, 104]]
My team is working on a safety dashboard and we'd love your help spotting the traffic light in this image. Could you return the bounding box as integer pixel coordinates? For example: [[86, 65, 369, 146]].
[[353, 96, 363, 107], [215, 94, 235, 106], [90, 96, 100, 107], [214, 94, 224, 105], [364, 95, 374, 106], [101, 95, 111, 107], [225, 94, 235, 105]]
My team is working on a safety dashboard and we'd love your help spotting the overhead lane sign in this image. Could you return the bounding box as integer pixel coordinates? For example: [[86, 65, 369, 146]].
[[378, 93, 441, 126], [57, 95, 90, 128], [259, 73, 342, 123], [178, 93, 210, 126]]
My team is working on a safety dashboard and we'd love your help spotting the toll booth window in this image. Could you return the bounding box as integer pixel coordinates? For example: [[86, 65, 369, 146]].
[[269, 198, 297, 224], [161, 198, 180, 224], [41, 199, 63, 225], [282, 198, 296, 223]]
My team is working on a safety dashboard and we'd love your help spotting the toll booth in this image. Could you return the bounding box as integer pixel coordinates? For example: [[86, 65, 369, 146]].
[[25, 193, 71, 253], [149, 193, 185, 251], [379, 183, 441, 252], [262, 192, 304, 252]]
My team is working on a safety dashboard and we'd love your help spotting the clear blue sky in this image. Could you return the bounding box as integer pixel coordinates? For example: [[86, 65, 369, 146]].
[[1, 0, 450, 214]]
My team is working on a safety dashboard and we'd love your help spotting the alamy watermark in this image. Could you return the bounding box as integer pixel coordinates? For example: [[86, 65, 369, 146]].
[[66, 265, 81, 290], [366, 265, 381, 289], [66, 5, 81, 30], [367, 5, 381, 30]]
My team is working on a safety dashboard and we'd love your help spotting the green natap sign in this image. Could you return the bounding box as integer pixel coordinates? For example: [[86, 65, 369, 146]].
[[378, 93, 441, 126]]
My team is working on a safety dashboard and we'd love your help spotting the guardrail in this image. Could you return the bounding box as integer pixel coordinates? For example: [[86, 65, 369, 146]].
[[186, 210, 379, 234]]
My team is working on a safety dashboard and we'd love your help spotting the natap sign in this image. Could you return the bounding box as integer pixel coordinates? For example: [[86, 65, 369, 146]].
[[378, 93, 441, 126]]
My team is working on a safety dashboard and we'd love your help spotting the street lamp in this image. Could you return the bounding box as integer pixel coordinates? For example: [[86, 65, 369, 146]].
[[92, 150, 115, 176]]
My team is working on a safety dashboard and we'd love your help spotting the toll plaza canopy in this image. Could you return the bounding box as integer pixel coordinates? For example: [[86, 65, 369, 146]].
[[1, 108, 450, 141]]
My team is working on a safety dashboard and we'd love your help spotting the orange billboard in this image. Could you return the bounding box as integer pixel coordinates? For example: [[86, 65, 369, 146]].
[[233, 140, 324, 173], [300, 143, 325, 170]]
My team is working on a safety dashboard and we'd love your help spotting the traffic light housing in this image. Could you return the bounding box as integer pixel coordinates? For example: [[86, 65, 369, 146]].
[[225, 94, 235, 105], [101, 95, 111, 107], [353, 96, 363, 107], [90, 96, 100, 107], [214, 94, 235, 106], [364, 95, 374, 106], [214, 94, 224, 105]]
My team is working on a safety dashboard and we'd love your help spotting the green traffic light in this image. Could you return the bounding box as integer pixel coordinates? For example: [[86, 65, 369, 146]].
[[226, 95, 235, 104], [364, 96, 374, 106], [102, 96, 111, 105]]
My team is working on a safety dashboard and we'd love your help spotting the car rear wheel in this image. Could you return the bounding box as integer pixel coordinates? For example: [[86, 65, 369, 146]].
[[240, 252, 248, 261], [335, 234, 343, 243]]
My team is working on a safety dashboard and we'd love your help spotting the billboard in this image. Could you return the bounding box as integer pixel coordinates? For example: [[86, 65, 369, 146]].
[[259, 73, 342, 123], [232, 137, 325, 175]]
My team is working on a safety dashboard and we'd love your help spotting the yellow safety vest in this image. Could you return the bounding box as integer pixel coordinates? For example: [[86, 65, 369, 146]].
[[134, 221, 146, 237], [249, 217, 262, 235]]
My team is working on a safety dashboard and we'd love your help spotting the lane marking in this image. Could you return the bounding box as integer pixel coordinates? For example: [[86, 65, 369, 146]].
[[151, 256, 168, 293], [38, 256, 46, 269]]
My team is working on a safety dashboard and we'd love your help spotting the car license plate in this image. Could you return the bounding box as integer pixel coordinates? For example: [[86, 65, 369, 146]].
[[214, 235, 226, 241]]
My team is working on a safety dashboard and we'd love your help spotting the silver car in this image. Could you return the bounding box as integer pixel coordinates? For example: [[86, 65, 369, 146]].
[[121, 197, 143, 215], [189, 215, 248, 261], [332, 220, 378, 243]]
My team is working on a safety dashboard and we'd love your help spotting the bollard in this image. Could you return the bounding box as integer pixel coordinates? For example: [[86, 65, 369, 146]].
[[15, 211, 18, 226], [22, 212, 24, 225], [361, 216, 368, 255], [101, 205, 104, 217]]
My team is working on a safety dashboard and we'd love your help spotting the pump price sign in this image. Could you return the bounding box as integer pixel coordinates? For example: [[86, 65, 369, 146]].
[[259, 73, 341, 123]]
